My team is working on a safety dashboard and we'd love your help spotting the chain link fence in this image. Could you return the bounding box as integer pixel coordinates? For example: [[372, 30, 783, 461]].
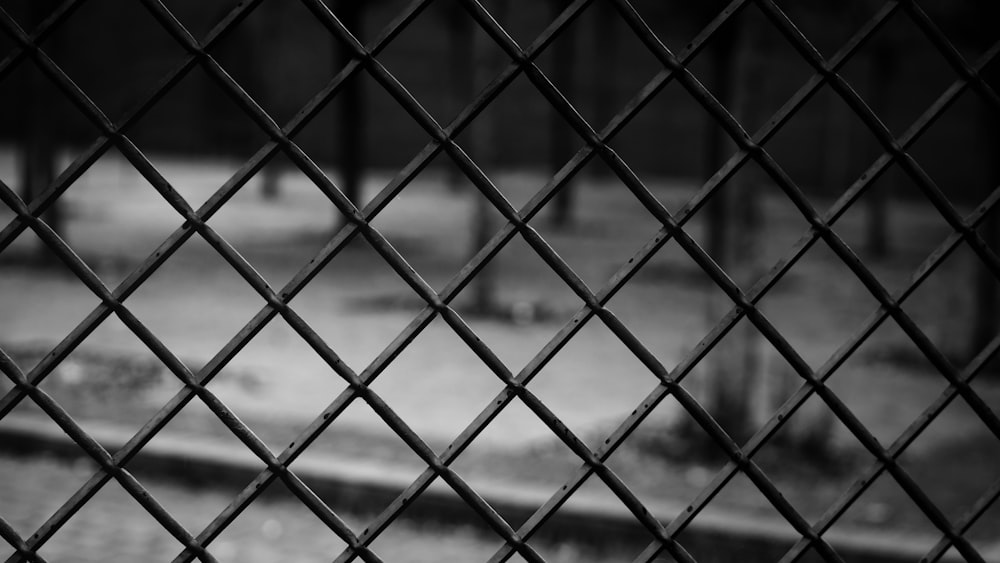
[[1, 0, 999, 561]]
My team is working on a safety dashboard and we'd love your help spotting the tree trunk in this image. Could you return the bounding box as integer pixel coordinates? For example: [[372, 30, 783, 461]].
[[971, 212, 999, 361], [253, 3, 282, 200], [335, 0, 364, 224], [20, 122, 60, 240], [468, 0, 504, 315], [821, 86, 852, 196], [446, 4, 474, 192], [691, 20, 834, 453], [864, 43, 896, 259], [969, 111, 1000, 362], [588, 1, 616, 180], [963, 0, 1000, 366], [692, 19, 778, 448], [20, 1, 63, 257], [549, 0, 576, 229], [259, 164, 282, 200], [702, 29, 737, 267]]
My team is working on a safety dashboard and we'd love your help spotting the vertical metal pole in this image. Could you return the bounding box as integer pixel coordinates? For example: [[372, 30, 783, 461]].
[[335, 0, 364, 221], [549, 0, 576, 229]]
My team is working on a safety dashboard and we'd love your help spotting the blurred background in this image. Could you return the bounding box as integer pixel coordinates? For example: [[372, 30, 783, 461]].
[[1, 0, 1000, 561]]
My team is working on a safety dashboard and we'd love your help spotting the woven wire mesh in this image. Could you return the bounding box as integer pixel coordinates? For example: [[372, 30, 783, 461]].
[[0, 0, 998, 561]]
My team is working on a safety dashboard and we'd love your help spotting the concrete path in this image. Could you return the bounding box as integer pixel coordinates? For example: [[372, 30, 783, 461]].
[[0, 454, 549, 563], [2, 417, 991, 563]]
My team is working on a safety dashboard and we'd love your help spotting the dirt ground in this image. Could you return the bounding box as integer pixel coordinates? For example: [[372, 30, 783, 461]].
[[2, 150, 1000, 552]]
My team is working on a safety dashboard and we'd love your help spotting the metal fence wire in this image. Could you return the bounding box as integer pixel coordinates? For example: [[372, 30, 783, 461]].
[[1, 0, 999, 562]]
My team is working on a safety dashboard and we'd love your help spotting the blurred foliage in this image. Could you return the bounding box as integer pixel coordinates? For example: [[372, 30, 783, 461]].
[[0, 0, 995, 198]]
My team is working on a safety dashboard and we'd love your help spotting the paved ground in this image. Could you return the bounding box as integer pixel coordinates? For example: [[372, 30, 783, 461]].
[[0, 453, 375, 562], [4, 448, 997, 563], [0, 454, 616, 563]]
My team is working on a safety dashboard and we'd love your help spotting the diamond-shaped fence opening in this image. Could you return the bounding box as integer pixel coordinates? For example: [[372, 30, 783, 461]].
[[1, 0, 999, 561]]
